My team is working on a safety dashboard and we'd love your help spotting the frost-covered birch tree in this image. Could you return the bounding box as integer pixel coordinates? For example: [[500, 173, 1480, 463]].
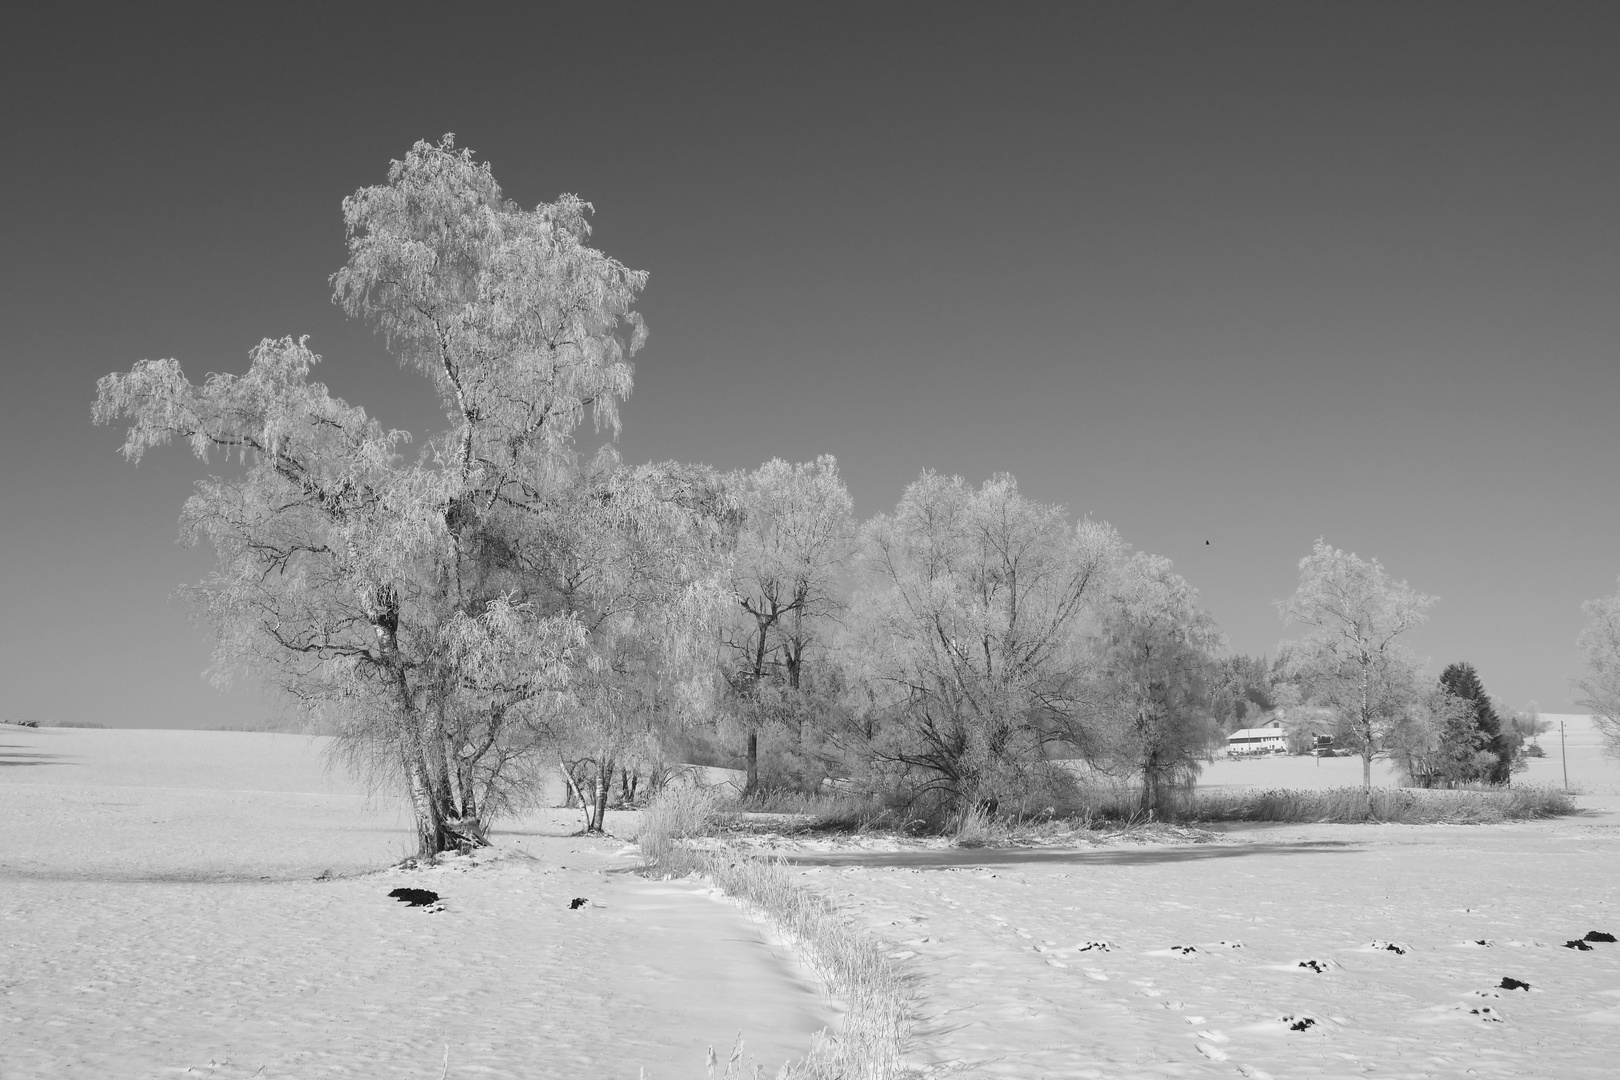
[[1277, 540, 1436, 805], [94, 137, 724, 856]]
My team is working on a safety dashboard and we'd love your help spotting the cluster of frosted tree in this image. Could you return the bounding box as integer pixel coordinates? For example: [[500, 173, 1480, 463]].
[[713, 465, 1231, 819], [117, 140, 1551, 849], [93, 148, 1232, 843]]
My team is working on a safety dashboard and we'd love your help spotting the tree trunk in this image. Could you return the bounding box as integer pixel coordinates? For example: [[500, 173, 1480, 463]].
[[403, 748, 445, 859], [560, 757, 592, 832], [745, 729, 759, 795], [593, 767, 611, 833], [584, 758, 613, 833], [442, 735, 465, 819], [1361, 716, 1374, 819]]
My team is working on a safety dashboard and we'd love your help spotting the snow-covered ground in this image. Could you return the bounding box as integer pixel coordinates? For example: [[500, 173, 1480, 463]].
[[0, 726, 830, 1079], [8, 720, 1618, 1079], [762, 715, 1620, 1078]]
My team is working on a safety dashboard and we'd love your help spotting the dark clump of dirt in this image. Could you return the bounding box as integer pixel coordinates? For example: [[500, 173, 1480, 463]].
[[1584, 930, 1617, 943], [1298, 959, 1328, 973], [1500, 977, 1531, 991], [1286, 1016, 1315, 1032], [1564, 939, 1595, 951], [569, 897, 589, 909], [1170, 945, 1197, 955], [389, 887, 440, 907]]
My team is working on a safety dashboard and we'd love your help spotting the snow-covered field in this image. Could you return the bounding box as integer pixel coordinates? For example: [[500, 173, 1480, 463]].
[[0, 727, 830, 1079], [762, 714, 1620, 1078], [7, 719, 1618, 1079]]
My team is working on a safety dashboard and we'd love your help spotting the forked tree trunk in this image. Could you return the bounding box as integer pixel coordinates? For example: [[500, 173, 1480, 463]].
[[403, 748, 445, 858], [560, 757, 592, 831]]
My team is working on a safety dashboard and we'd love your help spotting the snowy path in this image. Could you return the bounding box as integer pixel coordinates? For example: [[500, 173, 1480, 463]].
[[783, 818, 1620, 1078], [0, 728, 831, 1079]]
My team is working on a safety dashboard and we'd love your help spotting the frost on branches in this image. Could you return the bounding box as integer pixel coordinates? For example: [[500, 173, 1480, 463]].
[[94, 138, 730, 856]]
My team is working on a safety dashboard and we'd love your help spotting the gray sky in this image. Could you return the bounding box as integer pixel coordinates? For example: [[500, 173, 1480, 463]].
[[3, 3, 1616, 727]]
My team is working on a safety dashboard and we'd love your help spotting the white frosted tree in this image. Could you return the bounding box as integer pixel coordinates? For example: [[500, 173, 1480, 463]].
[[721, 455, 856, 792], [1277, 539, 1436, 806], [94, 137, 725, 855], [847, 472, 1122, 814], [1576, 581, 1620, 756], [1085, 553, 1224, 814]]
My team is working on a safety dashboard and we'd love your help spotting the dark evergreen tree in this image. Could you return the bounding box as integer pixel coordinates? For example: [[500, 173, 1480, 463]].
[[1438, 662, 1512, 783]]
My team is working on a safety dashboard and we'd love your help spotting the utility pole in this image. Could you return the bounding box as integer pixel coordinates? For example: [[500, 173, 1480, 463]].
[[1561, 719, 1569, 792]]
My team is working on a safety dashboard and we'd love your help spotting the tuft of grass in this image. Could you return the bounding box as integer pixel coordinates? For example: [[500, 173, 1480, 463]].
[[636, 789, 912, 1080], [635, 784, 723, 869], [951, 803, 1001, 848]]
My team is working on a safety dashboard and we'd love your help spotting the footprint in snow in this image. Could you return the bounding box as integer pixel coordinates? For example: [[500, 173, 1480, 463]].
[[1151, 941, 1240, 957], [1462, 989, 1508, 1022], [1194, 1025, 1232, 1061]]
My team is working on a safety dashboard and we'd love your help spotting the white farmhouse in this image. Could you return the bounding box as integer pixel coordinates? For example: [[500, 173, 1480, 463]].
[[1226, 719, 1287, 756]]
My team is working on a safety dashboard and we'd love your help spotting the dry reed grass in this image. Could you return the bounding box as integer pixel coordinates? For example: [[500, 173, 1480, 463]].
[[1183, 783, 1575, 824]]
